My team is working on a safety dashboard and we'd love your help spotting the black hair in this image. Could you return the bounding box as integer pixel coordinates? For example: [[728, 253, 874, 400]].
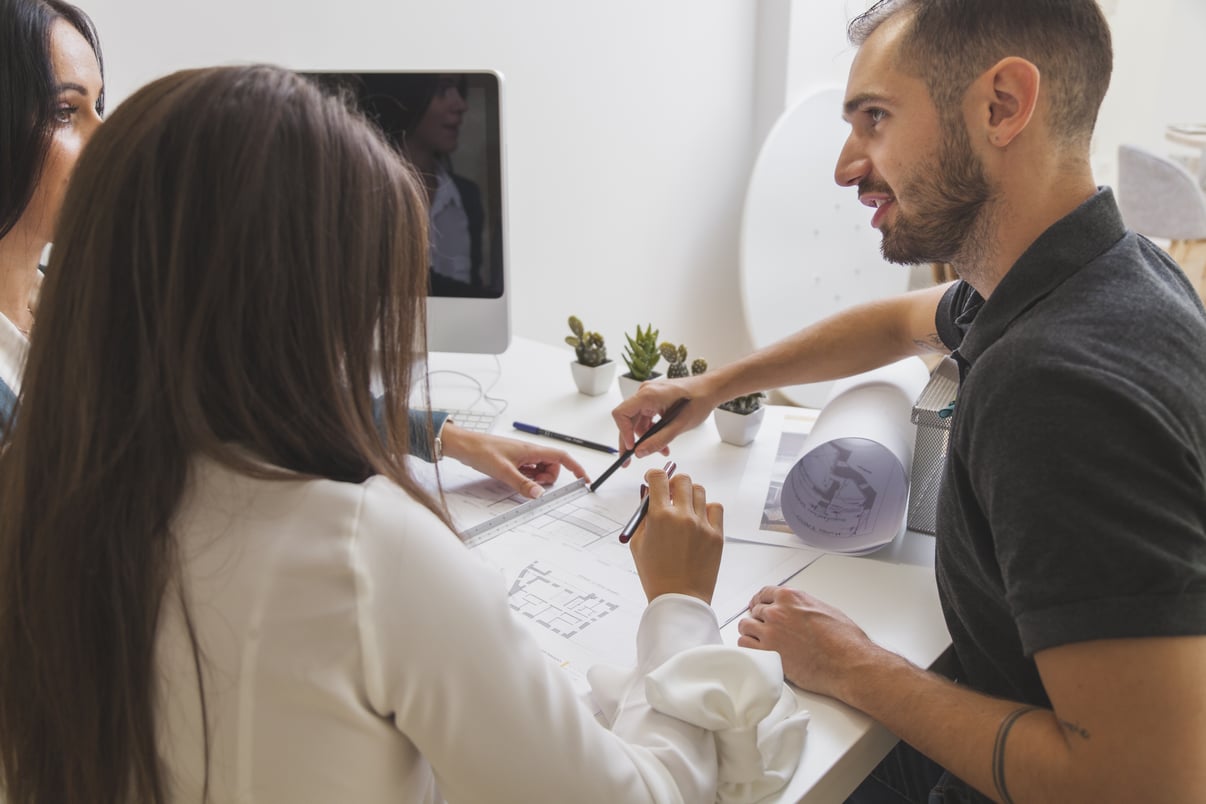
[[354, 72, 468, 151], [849, 0, 1112, 145], [0, 0, 104, 239]]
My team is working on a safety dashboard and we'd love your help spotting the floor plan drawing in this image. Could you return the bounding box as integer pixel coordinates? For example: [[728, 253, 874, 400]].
[[509, 560, 620, 639], [413, 454, 822, 699]]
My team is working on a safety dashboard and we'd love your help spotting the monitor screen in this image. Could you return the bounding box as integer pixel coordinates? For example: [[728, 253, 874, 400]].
[[303, 70, 511, 354]]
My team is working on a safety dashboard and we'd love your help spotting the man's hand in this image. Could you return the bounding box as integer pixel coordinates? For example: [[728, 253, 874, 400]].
[[611, 374, 716, 457], [741, 585, 1206, 803], [737, 585, 885, 698]]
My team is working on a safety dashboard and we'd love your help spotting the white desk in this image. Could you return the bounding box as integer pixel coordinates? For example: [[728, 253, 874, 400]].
[[427, 338, 952, 803]]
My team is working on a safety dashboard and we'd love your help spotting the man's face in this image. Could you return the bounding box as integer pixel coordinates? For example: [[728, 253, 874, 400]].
[[835, 15, 994, 266], [877, 119, 994, 265]]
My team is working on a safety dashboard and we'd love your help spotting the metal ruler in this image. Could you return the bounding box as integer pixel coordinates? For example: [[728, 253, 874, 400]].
[[461, 478, 591, 548]]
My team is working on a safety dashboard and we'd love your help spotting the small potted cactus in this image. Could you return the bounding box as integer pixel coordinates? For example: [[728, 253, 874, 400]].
[[714, 391, 767, 446], [565, 316, 615, 396], [659, 342, 708, 380], [618, 324, 661, 399]]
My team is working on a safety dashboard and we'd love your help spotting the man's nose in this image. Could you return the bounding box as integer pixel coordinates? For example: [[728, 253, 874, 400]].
[[834, 134, 870, 188]]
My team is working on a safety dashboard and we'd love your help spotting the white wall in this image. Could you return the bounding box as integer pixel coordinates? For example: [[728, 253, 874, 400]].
[[1094, 0, 1205, 183], [82, 0, 760, 369], [78, 0, 1200, 371]]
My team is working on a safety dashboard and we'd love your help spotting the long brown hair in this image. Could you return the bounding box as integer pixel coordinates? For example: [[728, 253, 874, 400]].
[[0, 64, 444, 803]]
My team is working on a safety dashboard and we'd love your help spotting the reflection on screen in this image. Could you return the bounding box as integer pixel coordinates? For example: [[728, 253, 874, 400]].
[[304, 71, 505, 300]]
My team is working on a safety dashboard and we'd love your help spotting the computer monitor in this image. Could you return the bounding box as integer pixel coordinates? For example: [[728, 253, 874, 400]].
[[303, 70, 511, 354]]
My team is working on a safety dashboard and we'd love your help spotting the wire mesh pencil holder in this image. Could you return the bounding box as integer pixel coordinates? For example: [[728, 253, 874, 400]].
[[907, 358, 959, 535]]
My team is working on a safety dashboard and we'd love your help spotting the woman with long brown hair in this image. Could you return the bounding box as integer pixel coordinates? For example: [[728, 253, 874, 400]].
[[0, 65, 796, 803]]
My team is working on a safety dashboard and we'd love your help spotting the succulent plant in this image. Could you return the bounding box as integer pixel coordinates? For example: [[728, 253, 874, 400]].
[[565, 315, 608, 367], [718, 392, 765, 415], [659, 342, 708, 379], [622, 324, 661, 380]]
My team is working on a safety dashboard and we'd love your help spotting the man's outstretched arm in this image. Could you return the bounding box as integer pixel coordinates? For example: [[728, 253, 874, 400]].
[[612, 282, 954, 456]]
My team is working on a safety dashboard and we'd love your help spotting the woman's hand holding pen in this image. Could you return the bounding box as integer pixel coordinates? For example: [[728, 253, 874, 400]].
[[628, 467, 723, 605]]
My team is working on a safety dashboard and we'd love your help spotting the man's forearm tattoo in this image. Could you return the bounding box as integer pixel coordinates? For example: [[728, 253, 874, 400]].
[[1060, 719, 1091, 740], [913, 331, 947, 354], [992, 705, 1040, 804]]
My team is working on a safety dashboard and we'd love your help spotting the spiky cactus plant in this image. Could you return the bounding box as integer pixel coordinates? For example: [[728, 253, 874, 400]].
[[623, 324, 661, 380], [659, 342, 687, 378], [659, 342, 708, 379], [565, 316, 608, 367], [719, 392, 765, 415]]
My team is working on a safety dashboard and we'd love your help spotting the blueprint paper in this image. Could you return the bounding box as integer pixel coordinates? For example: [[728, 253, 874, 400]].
[[780, 357, 929, 554], [728, 408, 824, 549], [409, 457, 820, 701]]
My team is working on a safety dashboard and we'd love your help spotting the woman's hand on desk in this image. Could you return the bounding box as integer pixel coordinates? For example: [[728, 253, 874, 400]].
[[439, 425, 588, 499], [629, 469, 724, 604]]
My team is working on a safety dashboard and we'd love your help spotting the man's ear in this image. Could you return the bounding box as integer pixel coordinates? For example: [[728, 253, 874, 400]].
[[968, 57, 1040, 148]]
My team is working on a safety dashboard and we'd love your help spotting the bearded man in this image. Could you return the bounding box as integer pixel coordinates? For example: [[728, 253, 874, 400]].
[[613, 2, 1206, 801]]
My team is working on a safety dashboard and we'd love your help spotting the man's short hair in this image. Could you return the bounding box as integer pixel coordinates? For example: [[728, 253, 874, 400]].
[[849, 0, 1113, 146]]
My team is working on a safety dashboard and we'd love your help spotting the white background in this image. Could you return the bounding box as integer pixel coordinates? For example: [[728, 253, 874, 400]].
[[80, 0, 1202, 369]]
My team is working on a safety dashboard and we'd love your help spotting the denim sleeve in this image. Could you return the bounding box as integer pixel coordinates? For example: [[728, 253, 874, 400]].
[[371, 396, 450, 463]]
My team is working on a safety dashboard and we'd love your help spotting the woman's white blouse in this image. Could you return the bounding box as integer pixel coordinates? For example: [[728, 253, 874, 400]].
[[0, 269, 41, 396], [0, 305, 29, 396], [155, 457, 802, 803]]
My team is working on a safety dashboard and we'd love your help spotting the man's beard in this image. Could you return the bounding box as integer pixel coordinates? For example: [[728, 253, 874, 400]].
[[871, 122, 995, 266]]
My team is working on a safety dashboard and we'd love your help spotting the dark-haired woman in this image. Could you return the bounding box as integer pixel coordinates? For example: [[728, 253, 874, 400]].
[[0, 64, 800, 803], [0, 0, 103, 420]]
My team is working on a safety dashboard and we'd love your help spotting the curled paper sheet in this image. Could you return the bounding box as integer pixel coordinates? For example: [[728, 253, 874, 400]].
[[780, 357, 930, 554]]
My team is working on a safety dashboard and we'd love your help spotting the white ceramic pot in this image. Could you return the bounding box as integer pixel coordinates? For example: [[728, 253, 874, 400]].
[[570, 360, 616, 396], [713, 405, 765, 446], [617, 371, 661, 400]]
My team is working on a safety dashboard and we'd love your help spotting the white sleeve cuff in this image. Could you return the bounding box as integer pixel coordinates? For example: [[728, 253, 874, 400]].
[[636, 593, 722, 671], [646, 646, 809, 803], [588, 594, 809, 804]]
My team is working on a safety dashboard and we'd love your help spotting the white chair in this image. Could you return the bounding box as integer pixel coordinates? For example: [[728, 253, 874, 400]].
[[739, 88, 910, 407], [1116, 144, 1206, 300]]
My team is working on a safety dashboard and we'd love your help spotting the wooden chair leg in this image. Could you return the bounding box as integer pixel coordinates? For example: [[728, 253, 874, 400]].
[[1167, 239, 1206, 303], [930, 263, 956, 284]]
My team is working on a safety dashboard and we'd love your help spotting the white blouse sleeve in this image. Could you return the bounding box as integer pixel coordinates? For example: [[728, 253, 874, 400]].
[[349, 478, 803, 804]]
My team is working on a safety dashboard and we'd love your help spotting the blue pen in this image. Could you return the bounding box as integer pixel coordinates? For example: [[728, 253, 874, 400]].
[[512, 421, 618, 454]]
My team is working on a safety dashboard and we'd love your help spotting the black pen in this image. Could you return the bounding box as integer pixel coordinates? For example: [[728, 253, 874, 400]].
[[619, 460, 677, 543], [512, 421, 618, 454], [590, 397, 691, 493]]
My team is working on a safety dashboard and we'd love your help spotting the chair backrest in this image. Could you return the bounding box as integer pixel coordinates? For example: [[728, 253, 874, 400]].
[[739, 88, 910, 408], [1116, 144, 1206, 241]]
